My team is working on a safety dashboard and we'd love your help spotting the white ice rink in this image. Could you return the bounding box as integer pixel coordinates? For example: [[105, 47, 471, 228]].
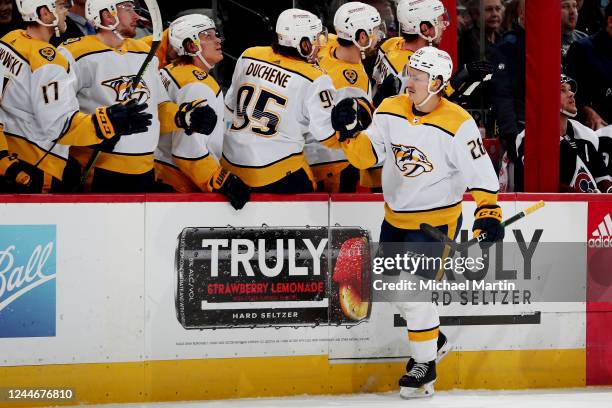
[[76, 388, 612, 408]]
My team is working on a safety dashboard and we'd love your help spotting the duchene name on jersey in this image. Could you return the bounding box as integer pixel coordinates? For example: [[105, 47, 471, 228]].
[[245, 62, 292, 89]]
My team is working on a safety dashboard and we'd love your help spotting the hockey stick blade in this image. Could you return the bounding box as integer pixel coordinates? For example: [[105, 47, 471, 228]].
[[420, 200, 545, 252]]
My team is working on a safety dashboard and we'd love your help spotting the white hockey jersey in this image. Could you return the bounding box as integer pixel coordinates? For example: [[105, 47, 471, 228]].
[[155, 63, 224, 192], [342, 94, 499, 229], [222, 46, 337, 187], [305, 36, 371, 179], [0, 30, 101, 180], [58, 35, 170, 175], [372, 37, 413, 88]]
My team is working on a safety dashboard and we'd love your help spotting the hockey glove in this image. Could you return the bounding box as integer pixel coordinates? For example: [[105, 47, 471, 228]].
[[93, 99, 152, 140], [331, 97, 374, 142], [209, 167, 250, 210], [0, 151, 33, 188], [450, 60, 495, 96], [373, 74, 402, 107], [472, 204, 505, 249], [175, 99, 218, 135]]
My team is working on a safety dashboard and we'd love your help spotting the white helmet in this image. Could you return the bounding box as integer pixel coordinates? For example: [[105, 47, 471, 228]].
[[276, 8, 328, 59], [407, 46, 453, 107], [16, 0, 63, 35], [85, 0, 127, 31], [397, 0, 448, 43], [334, 2, 385, 51], [169, 14, 219, 70]]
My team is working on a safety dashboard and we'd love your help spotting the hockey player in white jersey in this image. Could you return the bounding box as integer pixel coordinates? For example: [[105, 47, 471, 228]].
[[0, 0, 152, 193], [305, 1, 382, 192], [222, 8, 339, 193], [332, 47, 503, 398], [155, 14, 250, 209], [371, 0, 449, 102], [58, 0, 218, 193]]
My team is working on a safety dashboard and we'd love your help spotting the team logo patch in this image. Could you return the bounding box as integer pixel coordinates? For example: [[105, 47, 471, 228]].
[[391, 143, 433, 177], [39, 47, 56, 61], [101, 75, 151, 103], [192, 69, 208, 81], [62, 37, 81, 46], [343, 69, 358, 85]]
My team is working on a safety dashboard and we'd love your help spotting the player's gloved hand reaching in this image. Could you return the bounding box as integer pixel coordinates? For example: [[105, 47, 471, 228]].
[[331, 97, 373, 142], [209, 167, 251, 210], [373, 74, 402, 107], [0, 151, 34, 189], [93, 99, 153, 141], [472, 204, 505, 249], [450, 60, 495, 94], [175, 99, 218, 135]]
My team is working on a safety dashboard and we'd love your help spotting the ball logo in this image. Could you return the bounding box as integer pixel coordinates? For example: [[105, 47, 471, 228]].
[[391, 143, 434, 177], [588, 213, 612, 248], [0, 225, 56, 338]]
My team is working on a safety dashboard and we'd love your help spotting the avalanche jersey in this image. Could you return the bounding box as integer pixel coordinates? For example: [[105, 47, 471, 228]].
[[156, 63, 224, 192], [342, 94, 499, 229], [59, 35, 170, 175], [516, 120, 612, 192], [0, 30, 100, 180], [597, 125, 612, 176], [304, 36, 371, 184], [222, 46, 337, 187]]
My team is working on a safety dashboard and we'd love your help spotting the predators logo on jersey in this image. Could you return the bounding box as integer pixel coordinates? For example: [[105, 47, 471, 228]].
[[192, 70, 208, 81], [343, 69, 358, 85], [39, 47, 56, 62], [391, 143, 433, 177], [101, 75, 151, 103]]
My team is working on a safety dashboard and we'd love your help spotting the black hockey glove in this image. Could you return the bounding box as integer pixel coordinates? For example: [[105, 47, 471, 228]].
[[472, 205, 505, 249], [450, 60, 495, 96], [93, 99, 152, 140], [175, 99, 218, 135], [209, 167, 250, 210], [372, 74, 402, 107], [331, 97, 374, 142], [0, 151, 33, 189]]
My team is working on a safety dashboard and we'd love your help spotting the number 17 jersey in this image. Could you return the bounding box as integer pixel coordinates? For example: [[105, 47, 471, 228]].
[[222, 46, 337, 187]]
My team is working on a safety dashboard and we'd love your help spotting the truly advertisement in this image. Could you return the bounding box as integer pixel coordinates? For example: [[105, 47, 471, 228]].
[[0, 225, 56, 338], [174, 226, 372, 329]]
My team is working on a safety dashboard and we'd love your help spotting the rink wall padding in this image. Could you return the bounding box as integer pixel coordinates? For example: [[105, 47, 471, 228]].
[[0, 193, 609, 406]]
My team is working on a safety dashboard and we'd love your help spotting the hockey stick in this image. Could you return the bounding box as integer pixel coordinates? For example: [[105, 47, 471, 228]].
[[420, 200, 545, 253], [78, 0, 163, 191]]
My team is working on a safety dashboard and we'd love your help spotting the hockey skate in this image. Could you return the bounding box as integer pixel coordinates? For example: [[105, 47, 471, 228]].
[[399, 360, 436, 399], [405, 331, 452, 372]]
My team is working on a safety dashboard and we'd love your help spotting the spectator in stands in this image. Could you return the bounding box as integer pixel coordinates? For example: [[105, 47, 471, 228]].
[[576, 0, 605, 35], [0, 0, 21, 38], [500, 0, 521, 32], [512, 74, 612, 193], [566, 2, 611, 130], [561, 0, 588, 67], [456, 4, 472, 34], [458, 0, 505, 66], [489, 0, 524, 169]]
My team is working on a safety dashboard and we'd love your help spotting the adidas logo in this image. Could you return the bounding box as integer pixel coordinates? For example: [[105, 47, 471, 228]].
[[588, 213, 612, 248]]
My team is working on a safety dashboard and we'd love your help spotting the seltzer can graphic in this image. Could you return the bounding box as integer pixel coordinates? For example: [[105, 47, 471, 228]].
[[175, 226, 372, 329]]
